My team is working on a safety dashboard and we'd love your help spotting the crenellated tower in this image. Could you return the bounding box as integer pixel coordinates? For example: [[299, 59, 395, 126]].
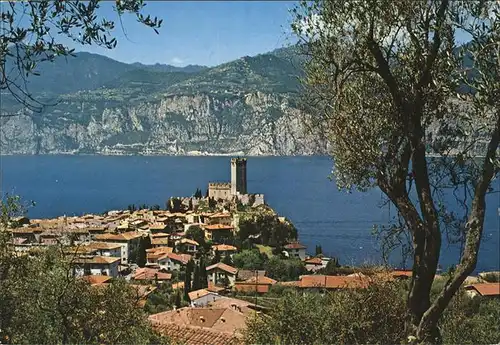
[[230, 157, 247, 195]]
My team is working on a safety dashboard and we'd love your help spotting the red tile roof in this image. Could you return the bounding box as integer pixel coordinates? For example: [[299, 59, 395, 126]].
[[204, 224, 234, 231], [240, 276, 277, 285], [133, 268, 172, 281], [81, 275, 112, 286], [188, 288, 213, 301], [73, 256, 121, 265], [154, 323, 240, 345], [466, 283, 500, 296], [284, 242, 306, 249], [206, 262, 238, 275], [304, 257, 323, 265], [95, 231, 142, 241], [167, 252, 192, 265]]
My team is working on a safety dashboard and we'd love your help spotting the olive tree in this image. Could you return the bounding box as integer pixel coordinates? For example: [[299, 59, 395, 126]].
[[292, 0, 499, 343], [0, 0, 162, 114]]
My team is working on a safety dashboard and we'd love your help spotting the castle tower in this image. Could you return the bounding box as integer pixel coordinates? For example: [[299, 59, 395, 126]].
[[231, 157, 247, 195]]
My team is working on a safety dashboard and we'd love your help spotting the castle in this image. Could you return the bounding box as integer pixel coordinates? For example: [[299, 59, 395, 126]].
[[208, 158, 264, 205]]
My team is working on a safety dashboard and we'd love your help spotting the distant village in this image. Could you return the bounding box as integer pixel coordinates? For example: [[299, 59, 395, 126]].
[[6, 157, 499, 344]]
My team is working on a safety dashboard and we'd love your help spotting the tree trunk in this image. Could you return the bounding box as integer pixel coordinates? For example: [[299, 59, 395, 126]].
[[415, 113, 500, 344]]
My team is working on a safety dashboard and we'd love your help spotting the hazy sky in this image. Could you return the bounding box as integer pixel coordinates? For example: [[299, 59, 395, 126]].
[[64, 1, 298, 67], [59, 1, 472, 67]]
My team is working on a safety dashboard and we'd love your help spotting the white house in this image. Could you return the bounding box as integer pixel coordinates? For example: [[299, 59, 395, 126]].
[[176, 238, 198, 254], [94, 231, 142, 264], [188, 289, 224, 307], [149, 252, 191, 272], [72, 256, 121, 277], [87, 242, 122, 258], [206, 262, 238, 287], [284, 242, 307, 261]]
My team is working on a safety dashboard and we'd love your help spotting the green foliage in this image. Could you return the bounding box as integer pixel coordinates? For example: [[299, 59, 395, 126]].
[[317, 258, 341, 275], [233, 249, 267, 270], [0, 247, 166, 344], [167, 198, 183, 213], [441, 293, 500, 344], [315, 245, 322, 256], [192, 264, 201, 291], [199, 256, 208, 289], [186, 225, 205, 247], [183, 260, 194, 301], [211, 249, 222, 265], [144, 284, 186, 315], [238, 214, 297, 247], [292, 0, 500, 340], [244, 282, 408, 345], [222, 253, 234, 266], [264, 257, 307, 282], [193, 188, 203, 199]]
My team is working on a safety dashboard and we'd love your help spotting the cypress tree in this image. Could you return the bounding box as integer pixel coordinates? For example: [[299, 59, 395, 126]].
[[222, 253, 233, 266], [183, 260, 193, 301], [211, 249, 221, 265], [174, 290, 181, 308], [199, 256, 208, 289], [136, 237, 148, 268], [192, 264, 201, 291]]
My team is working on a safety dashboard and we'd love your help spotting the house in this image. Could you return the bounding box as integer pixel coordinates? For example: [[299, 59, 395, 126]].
[[86, 227, 107, 237], [148, 252, 192, 272], [146, 247, 173, 266], [94, 231, 142, 264], [237, 270, 266, 281], [186, 213, 201, 224], [39, 231, 62, 245], [87, 242, 122, 258], [206, 262, 238, 287], [72, 256, 121, 277], [204, 224, 234, 243], [284, 242, 307, 260], [234, 276, 277, 294], [149, 223, 168, 233], [208, 213, 232, 226], [151, 317, 240, 345], [149, 297, 260, 345], [212, 244, 238, 257], [304, 257, 323, 272], [152, 238, 170, 248], [151, 232, 169, 239], [188, 289, 224, 307], [133, 267, 172, 283], [10, 227, 42, 244], [465, 283, 500, 298], [176, 238, 199, 254]]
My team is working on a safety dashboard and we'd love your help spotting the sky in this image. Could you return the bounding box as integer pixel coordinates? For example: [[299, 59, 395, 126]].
[[64, 1, 299, 67]]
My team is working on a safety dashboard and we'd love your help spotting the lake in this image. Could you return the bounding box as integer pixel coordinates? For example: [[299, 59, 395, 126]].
[[1, 155, 498, 272]]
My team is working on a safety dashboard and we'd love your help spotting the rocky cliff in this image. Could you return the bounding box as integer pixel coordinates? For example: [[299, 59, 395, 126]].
[[0, 47, 328, 156]]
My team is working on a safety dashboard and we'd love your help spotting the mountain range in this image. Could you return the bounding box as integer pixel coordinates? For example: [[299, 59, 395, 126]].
[[0, 45, 325, 156]]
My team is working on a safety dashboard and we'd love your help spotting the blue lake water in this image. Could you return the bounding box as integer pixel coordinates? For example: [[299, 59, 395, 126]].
[[0, 155, 498, 272]]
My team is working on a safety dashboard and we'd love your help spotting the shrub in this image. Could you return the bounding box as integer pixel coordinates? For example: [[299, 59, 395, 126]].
[[244, 281, 407, 344]]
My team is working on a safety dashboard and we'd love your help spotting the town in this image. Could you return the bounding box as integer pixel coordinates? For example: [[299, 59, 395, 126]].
[[6, 158, 499, 344]]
